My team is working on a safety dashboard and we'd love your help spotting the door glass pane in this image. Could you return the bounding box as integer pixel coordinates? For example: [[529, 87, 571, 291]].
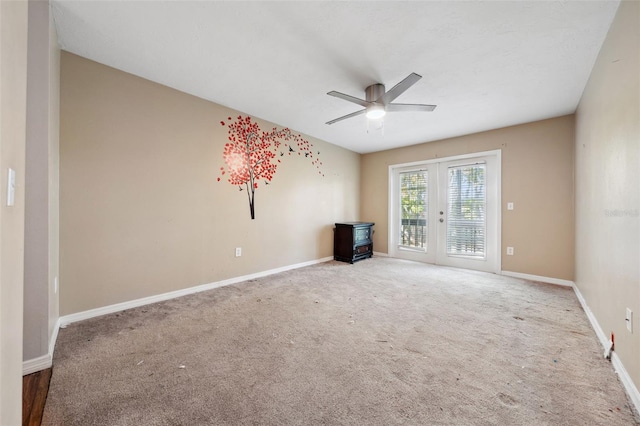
[[399, 171, 428, 251], [447, 164, 486, 257]]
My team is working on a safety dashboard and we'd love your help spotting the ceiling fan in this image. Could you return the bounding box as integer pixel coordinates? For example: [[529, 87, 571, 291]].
[[325, 72, 436, 125]]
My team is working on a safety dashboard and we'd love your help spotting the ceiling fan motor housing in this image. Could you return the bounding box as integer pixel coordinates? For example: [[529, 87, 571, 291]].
[[366, 84, 386, 103]]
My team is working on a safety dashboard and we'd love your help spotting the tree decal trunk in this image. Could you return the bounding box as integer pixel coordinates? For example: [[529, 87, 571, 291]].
[[217, 115, 323, 219]]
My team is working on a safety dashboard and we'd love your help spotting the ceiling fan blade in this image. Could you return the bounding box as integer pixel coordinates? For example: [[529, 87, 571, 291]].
[[386, 103, 437, 112], [378, 73, 422, 105], [327, 91, 370, 108], [325, 109, 366, 125]]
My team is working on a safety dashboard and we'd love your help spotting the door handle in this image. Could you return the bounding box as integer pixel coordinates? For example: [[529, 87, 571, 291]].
[[439, 218, 444, 223]]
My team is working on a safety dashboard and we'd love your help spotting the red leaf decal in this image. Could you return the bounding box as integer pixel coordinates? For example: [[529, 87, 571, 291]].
[[218, 115, 324, 218]]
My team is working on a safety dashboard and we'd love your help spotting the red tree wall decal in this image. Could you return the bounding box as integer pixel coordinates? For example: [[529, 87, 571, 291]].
[[217, 115, 323, 219]]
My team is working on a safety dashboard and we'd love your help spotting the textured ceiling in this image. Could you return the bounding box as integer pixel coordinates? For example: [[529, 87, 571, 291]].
[[51, 1, 619, 154]]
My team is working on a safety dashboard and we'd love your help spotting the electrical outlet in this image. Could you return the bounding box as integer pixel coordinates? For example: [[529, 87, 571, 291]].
[[507, 202, 514, 211], [506, 247, 514, 256], [235, 247, 242, 257], [626, 308, 633, 333]]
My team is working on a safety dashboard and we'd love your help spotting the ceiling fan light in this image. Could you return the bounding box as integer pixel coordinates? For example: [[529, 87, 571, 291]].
[[366, 105, 386, 120]]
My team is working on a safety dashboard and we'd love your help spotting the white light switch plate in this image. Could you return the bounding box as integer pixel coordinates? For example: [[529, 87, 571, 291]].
[[627, 308, 633, 333]]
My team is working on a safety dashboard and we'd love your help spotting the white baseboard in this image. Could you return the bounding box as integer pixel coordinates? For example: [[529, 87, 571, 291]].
[[611, 350, 640, 416], [24, 257, 333, 375], [23, 317, 62, 375], [501, 270, 574, 287], [572, 284, 640, 415], [24, 257, 332, 375], [60, 256, 333, 327], [373, 251, 388, 257], [22, 354, 52, 376], [572, 285, 608, 344]]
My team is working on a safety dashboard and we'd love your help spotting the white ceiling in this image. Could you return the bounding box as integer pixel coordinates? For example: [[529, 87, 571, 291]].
[[51, 1, 619, 154]]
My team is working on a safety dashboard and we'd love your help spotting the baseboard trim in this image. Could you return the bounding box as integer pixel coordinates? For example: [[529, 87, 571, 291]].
[[23, 317, 62, 376], [60, 256, 333, 327], [611, 350, 640, 416], [572, 285, 608, 344], [501, 270, 574, 287], [25, 258, 334, 375], [373, 251, 388, 257], [23, 354, 52, 376], [572, 284, 640, 415]]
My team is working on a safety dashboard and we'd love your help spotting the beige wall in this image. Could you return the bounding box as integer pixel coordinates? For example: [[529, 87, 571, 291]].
[[60, 52, 360, 316], [24, 0, 60, 363], [0, 0, 28, 423], [575, 0, 639, 392], [361, 115, 575, 281]]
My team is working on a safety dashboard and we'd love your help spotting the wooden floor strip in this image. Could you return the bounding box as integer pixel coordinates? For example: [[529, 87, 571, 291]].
[[22, 368, 52, 426]]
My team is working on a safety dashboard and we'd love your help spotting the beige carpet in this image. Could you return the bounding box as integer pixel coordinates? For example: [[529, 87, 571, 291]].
[[43, 258, 639, 425]]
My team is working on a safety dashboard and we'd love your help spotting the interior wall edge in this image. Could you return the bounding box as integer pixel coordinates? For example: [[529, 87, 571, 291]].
[[47, 0, 61, 367], [23, 0, 53, 364], [22, 315, 59, 376], [573, 0, 639, 397], [0, 0, 29, 424]]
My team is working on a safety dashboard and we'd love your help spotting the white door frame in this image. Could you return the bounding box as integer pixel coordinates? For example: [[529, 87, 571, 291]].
[[388, 149, 502, 273]]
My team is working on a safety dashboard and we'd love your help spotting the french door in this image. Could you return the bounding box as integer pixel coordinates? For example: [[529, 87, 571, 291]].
[[389, 151, 500, 273]]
